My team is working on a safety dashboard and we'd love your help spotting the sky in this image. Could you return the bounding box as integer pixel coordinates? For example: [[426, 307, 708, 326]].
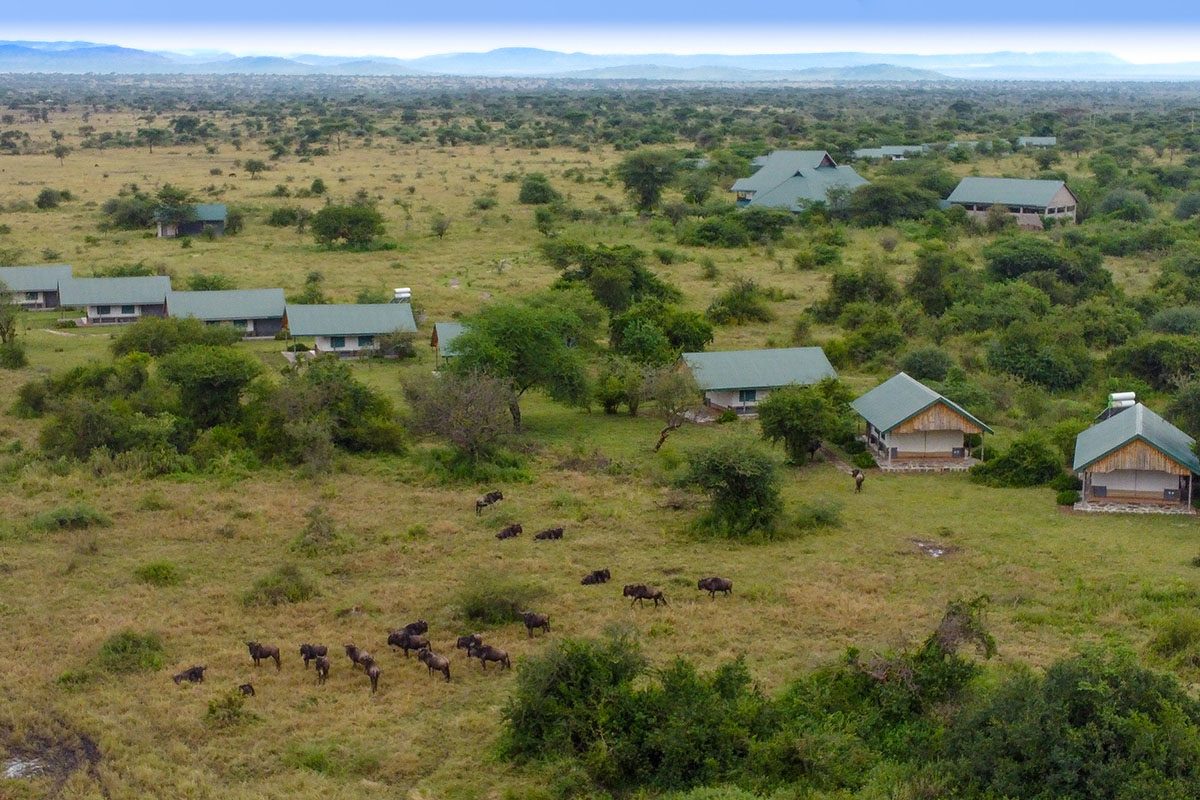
[[4, 1, 1200, 62]]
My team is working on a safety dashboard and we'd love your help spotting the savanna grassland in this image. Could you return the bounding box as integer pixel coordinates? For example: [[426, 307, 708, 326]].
[[3, 76, 1200, 799]]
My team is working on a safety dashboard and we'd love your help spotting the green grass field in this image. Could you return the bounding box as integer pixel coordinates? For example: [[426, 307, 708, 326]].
[[0, 113, 1196, 798]]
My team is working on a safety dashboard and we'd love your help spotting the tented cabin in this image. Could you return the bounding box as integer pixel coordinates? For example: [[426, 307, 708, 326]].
[[731, 151, 868, 211], [58, 276, 171, 325], [430, 321, 465, 367], [1073, 403, 1199, 512], [946, 177, 1077, 229], [680, 347, 837, 416], [167, 288, 286, 338], [157, 204, 227, 238], [285, 302, 417, 356], [0, 264, 72, 309], [851, 372, 991, 469]]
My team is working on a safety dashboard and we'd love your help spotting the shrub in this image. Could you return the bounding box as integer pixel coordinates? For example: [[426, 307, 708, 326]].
[[1175, 192, 1200, 221], [970, 432, 1064, 488], [0, 341, 27, 369], [95, 630, 165, 673], [684, 438, 783, 538], [35, 187, 67, 209], [111, 316, 242, 357], [283, 740, 380, 777], [454, 573, 548, 627], [518, 173, 561, 204], [1055, 489, 1081, 506], [794, 500, 842, 531], [1098, 188, 1153, 221], [206, 690, 258, 727], [291, 505, 350, 556], [757, 384, 834, 465], [135, 560, 182, 586], [1148, 306, 1200, 335], [900, 346, 953, 382], [1148, 612, 1200, 659], [242, 563, 318, 606], [706, 278, 774, 324], [851, 451, 878, 470], [31, 503, 111, 531]]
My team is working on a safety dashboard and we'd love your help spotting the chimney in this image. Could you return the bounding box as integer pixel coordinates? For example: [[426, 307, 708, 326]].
[[392, 287, 411, 304]]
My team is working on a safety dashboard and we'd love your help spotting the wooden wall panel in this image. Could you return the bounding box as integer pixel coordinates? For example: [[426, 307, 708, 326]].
[[892, 402, 983, 435]]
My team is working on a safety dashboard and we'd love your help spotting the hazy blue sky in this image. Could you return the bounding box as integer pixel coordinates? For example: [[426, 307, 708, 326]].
[[4, 1, 1200, 61]]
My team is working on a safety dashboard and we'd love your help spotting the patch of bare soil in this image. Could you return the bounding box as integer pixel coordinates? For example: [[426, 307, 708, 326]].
[[910, 538, 960, 558], [2, 722, 106, 797]]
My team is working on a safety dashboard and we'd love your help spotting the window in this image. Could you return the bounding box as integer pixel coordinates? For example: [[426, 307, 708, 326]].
[[232, 320, 247, 327], [120, 305, 135, 315], [738, 389, 757, 403], [25, 291, 38, 301], [330, 336, 346, 349], [357, 335, 374, 348], [96, 305, 111, 315]]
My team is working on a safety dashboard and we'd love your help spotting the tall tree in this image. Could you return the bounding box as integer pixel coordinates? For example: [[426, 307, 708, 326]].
[[615, 149, 679, 212]]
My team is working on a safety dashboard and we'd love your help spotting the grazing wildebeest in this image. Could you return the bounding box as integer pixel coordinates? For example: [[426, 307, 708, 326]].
[[245, 641, 281, 670], [476, 490, 503, 516], [299, 643, 327, 669], [467, 642, 511, 670], [521, 611, 550, 637], [400, 620, 429, 636], [534, 527, 563, 541], [495, 523, 523, 540], [172, 665, 206, 685], [456, 633, 483, 652], [344, 643, 368, 669], [387, 630, 429, 657], [581, 568, 611, 585], [623, 584, 668, 607], [851, 468, 865, 493], [314, 655, 331, 685], [697, 576, 734, 599], [417, 646, 451, 682], [239, 683, 256, 697], [366, 663, 381, 694], [357, 652, 376, 672]]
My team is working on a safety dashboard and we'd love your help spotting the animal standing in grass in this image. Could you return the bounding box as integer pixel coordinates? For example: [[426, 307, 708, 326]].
[[245, 641, 281, 670], [467, 641, 511, 670], [624, 584, 668, 607], [314, 655, 331, 685], [521, 611, 550, 637], [851, 469, 865, 493], [697, 576, 734, 598], [388, 630, 430, 657], [366, 662, 381, 694], [475, 490, 503, 515], [417, 646, 451, 682], [344, 643, 370, 669], [299, 643, 327, 669], [238, 683, 256, 697]]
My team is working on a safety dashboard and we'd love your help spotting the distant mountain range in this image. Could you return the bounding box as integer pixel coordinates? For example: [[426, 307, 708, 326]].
[[2, 41, 1200, 81]]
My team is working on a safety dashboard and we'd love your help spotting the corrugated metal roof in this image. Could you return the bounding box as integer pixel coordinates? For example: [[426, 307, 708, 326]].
[[286, 303, 417, 337], [193, 203, 227, 222], [731, 150, 839, 193], [167, 288, 285, 321], [681, 347, 836, 391], [0, 264, 72, 292], [58, 276, 171, 306], [432, 321, 465, 356], [947, 177, 1071, 209], [1017, 136, 1057, 146], [850, 372, 992, 435], [1073, 403, 1200, 473], [747, 166, 868, 210], [853, 145, 928, 158]]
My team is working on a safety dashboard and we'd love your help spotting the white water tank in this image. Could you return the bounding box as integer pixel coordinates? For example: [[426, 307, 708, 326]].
[[1109, 391, 1136, 409], [392, 287, 411, 304]]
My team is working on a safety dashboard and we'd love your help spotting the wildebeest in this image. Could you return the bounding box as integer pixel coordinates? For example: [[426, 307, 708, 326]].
[[623, 584, 668, 607], [357, 652, 376, 672], [400, 620, 429, 636], [239, 683, 256, 696], [697, 576, 734, 598], [344, 643, 368, 669], [456, 633, 483, 651], [495, 523, 523, 540], [245, 641, 281, 670], [851, 468, 865, 493], [417, 646, 451, 682], [467, 642, 511, 670], [366, 662, 381, 694], [534, 526, 563, 541], [521, 610, 550, 637], [172, 665, 206, 685], [314, 655, 331, 685], [581, 568, 611, 585], [387, 630, 429, 657], [299, 643, 327, 669], [476, 490, 503, 515]]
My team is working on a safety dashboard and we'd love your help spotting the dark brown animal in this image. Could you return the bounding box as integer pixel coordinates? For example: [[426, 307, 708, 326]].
[[387, 630, 429, 657], [172, 665, 206, 685], [314, 655, 331, 685], [495, 523, 523, 540], [239, 683, 256, 696], [357, 652, 376, 671], [476, 490, 503, 515], [623, 584, 668, 607], [521, 610, 550, 637], [246, 641, 281, 670], [299, 643, 327, 669], [401, 620, 429, 636], [344, 643, 367, 669], [456, 633, 483, 651], [468, 642, 511, 670], [534, 527, 563, 540], [366, 663, 381, 694], [697, 576, 734, 598], [581, 568, 611, 585], [852, 468, 865, 493], [417, 646, 451, 682]]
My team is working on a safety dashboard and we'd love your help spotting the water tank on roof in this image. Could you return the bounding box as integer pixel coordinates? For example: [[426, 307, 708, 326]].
[[392, 287, 411, 304]]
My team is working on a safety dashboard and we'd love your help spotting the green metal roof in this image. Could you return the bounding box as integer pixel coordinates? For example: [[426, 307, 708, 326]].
[[193, 204, 227, 222], [285, 303, 417, 337], [681, 347, 836, 391], [853, 145, 928, 159], [0, 264, 72, 292], [946, 177, 1073, 209], [1017, 136, 1057, 146], [850, 372, 993, 435], [58, 276, 171, 307], [731, 150, 867, 211], [432, 321, 465, 357], [1073, 403, 1200, 474], [167, 288, 285, 321]]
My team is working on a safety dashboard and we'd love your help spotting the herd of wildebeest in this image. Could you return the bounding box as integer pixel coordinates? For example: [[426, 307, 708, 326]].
[[170, 491, 734, 696]]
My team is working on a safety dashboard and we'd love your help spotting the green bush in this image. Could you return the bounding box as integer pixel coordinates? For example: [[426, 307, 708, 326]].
[[31, 503, 111, 531], [851, 451, 877, 470], [0, 341, 27, 369], [706, 278, 774, 324], [111, 316, 242, 357], [135, 560, 182, 586], [1055, 489, 1080, 506], [96, 630, 165, 673], [291, 505, 352, 556], [283, 740, 380, 777], [1148, 612, 1200, 659], [715, 409, 738, 424], [454, 573, 548, 627], [900, 346, 953, 382], [970, 432, 1064, 488], [685, 438, 783, 538], [242, 563, 319, 607], [518, 173, 561, 205], [206, 689, 258, 727]]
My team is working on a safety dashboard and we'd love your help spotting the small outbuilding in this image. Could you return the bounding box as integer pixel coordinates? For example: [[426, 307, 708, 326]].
[[851, 372, 992, 470], [157, 204, 227, 238], [285, 302, 417, 356], [167, 288, 286, 337], [58, 276, 171, 325], [0, 264, 73, 309], [680, 347, 837, 416], [430, 321, 465, 367], [1073, 403, 1198, 512], [946, 176, 1077, 228], [1017, 136, 1057, 148]]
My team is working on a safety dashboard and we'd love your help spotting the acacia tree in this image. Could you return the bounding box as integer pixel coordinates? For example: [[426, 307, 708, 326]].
[[615, 149, 679, 212], [0, 280, 18, 345], [311, 204, 385, 249], [757, 384, 833, 465], [243, 159, 268, 179], [158, 344, 261, 429], [648, 366, 699, 451], [154, 184, 196, 229], [404, 370, 514, 462], [136, 127, 170, 153]]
